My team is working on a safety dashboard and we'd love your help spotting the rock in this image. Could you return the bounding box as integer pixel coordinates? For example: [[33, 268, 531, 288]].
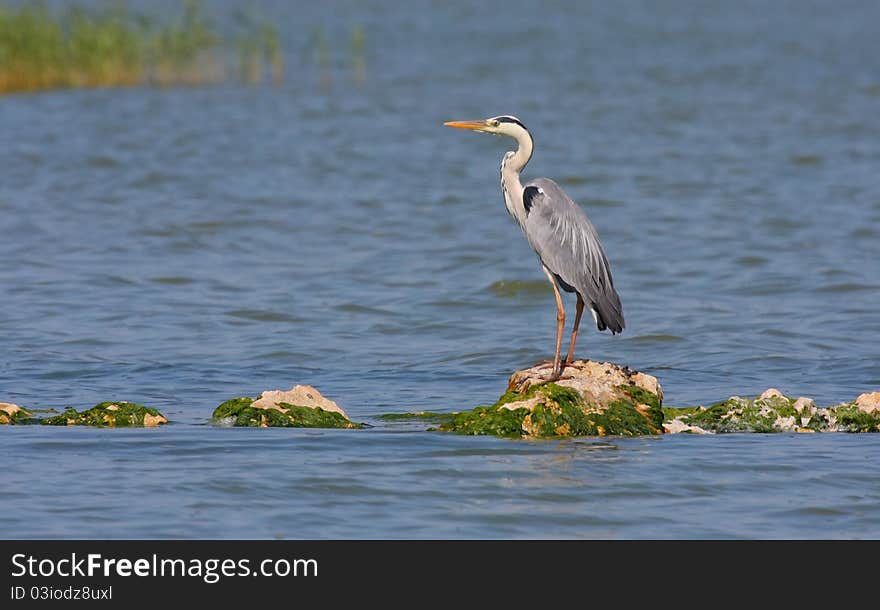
[[824, 395, 880, 432], [212, 385, 362, 429], [0, 402, 32, 425], [664, 393, 795, 433], [662, 419, 711, 434], [438, 360, 664, 438], [252, 385, 350, 418], [509, 359, 663, 403], [773, 415, 798, 432], [663, 390, 880, 433], [498, 396, 544, 412], [793, 397, 817, 415], [855, 392, 880, 415], [759, 388, 785, 400], [40, 402, 168, 427]]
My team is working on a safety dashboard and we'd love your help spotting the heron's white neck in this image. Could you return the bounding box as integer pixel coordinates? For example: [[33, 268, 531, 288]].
[[499, 126, 533, 228]]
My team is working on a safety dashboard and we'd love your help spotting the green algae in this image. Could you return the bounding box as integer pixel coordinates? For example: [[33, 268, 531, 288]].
[[492, 384, 542, 407], [620, 384, 660, 409], [438, 382, 663, 438], [528, 397, 658, 437], [663, 392, 880, 434], [597, 398, 664, 435], [0, 406, 39, 425], [212, 396, 362, 429], [758, 396, 798, 418], [40, 402, 166, 427], [677, 397, 778, 433], [40, 408, 82, 426], [444, 404, 531, 438], [438, 382, 543, 437], [280, 403, 362, 428], [212, 396, 255, 419], [802, 411, 829, 432], [377, 411, 453, 424], [833, 404, 880, 433], [661, 406, 703, 421], [434, 383, 540, 437], [617, 384, 665, 429]]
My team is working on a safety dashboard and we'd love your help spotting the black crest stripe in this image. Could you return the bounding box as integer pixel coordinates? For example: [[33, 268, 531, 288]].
[[495, 116, 526, 129]]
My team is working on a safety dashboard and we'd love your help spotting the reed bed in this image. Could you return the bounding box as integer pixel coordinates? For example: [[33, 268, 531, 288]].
[[0, 0, 283, 94]]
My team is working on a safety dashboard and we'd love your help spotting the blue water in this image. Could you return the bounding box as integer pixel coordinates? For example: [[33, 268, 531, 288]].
[[2, 0, 879, 539]]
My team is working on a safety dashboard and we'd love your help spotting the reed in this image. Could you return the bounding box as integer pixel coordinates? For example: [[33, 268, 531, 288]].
[[350, 24, 365, 86], [0, 0, 283, 94], [302, 24, 367, 91], [231, 4, 283, 87]]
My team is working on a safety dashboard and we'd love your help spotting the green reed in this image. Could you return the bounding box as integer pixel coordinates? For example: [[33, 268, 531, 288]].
[[0, 0, 283, 94], [233, 5, 283, 86], [302, 24, 367, 90]]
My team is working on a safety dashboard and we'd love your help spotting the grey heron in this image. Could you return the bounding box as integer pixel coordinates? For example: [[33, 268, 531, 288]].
[[444, 115, 624, 379]]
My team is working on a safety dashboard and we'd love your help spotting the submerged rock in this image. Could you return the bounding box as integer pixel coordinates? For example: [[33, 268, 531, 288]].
[[662, 418, 712, 435], [40, 402, 168, 427], [0, 402, 33, 425], [437, 360, 664, 438], [212, 384, 363, 429], [663, 389, 880, 433]]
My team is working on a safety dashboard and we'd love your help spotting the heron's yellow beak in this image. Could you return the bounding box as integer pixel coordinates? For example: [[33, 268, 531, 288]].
[[443, 120, 490, 132]]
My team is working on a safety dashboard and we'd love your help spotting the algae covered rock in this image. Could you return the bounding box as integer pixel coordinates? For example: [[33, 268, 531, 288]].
[[438, 360, 664, 438], [1, 402, 34, 425], [212, 384, 363, 429], [40, 402, 168, 427], [663, 388, 880, 433]]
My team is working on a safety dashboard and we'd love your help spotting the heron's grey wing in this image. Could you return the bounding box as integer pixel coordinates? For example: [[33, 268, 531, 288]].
[[521, 178, 625, 333]]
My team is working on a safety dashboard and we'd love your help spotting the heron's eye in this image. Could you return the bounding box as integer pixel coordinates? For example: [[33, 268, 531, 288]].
[[490, 120, 500, 127]]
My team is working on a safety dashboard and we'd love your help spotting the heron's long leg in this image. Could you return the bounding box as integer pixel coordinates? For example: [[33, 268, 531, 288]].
[[565, 295, 585, 366], [543, 268, 565, 379]]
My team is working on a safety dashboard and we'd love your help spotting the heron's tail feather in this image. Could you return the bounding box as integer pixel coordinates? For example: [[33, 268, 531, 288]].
[[591, 294, 625, 335]]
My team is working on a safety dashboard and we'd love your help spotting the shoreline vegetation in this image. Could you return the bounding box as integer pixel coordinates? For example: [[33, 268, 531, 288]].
[[0, 0, 283, 94]]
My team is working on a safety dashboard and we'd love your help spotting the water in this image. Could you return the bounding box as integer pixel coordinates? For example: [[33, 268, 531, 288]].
[[2, 0, 879, 539]]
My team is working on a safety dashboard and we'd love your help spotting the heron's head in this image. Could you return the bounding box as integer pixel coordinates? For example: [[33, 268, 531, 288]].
[[444, 115, 529, 139]]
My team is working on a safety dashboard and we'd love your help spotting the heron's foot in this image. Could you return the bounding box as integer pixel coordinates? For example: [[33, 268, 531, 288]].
[[514, 373, 558, 394], [515, 360, 565, 393], [533, 358, 566, 378], [534, 358, 567, 371]]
